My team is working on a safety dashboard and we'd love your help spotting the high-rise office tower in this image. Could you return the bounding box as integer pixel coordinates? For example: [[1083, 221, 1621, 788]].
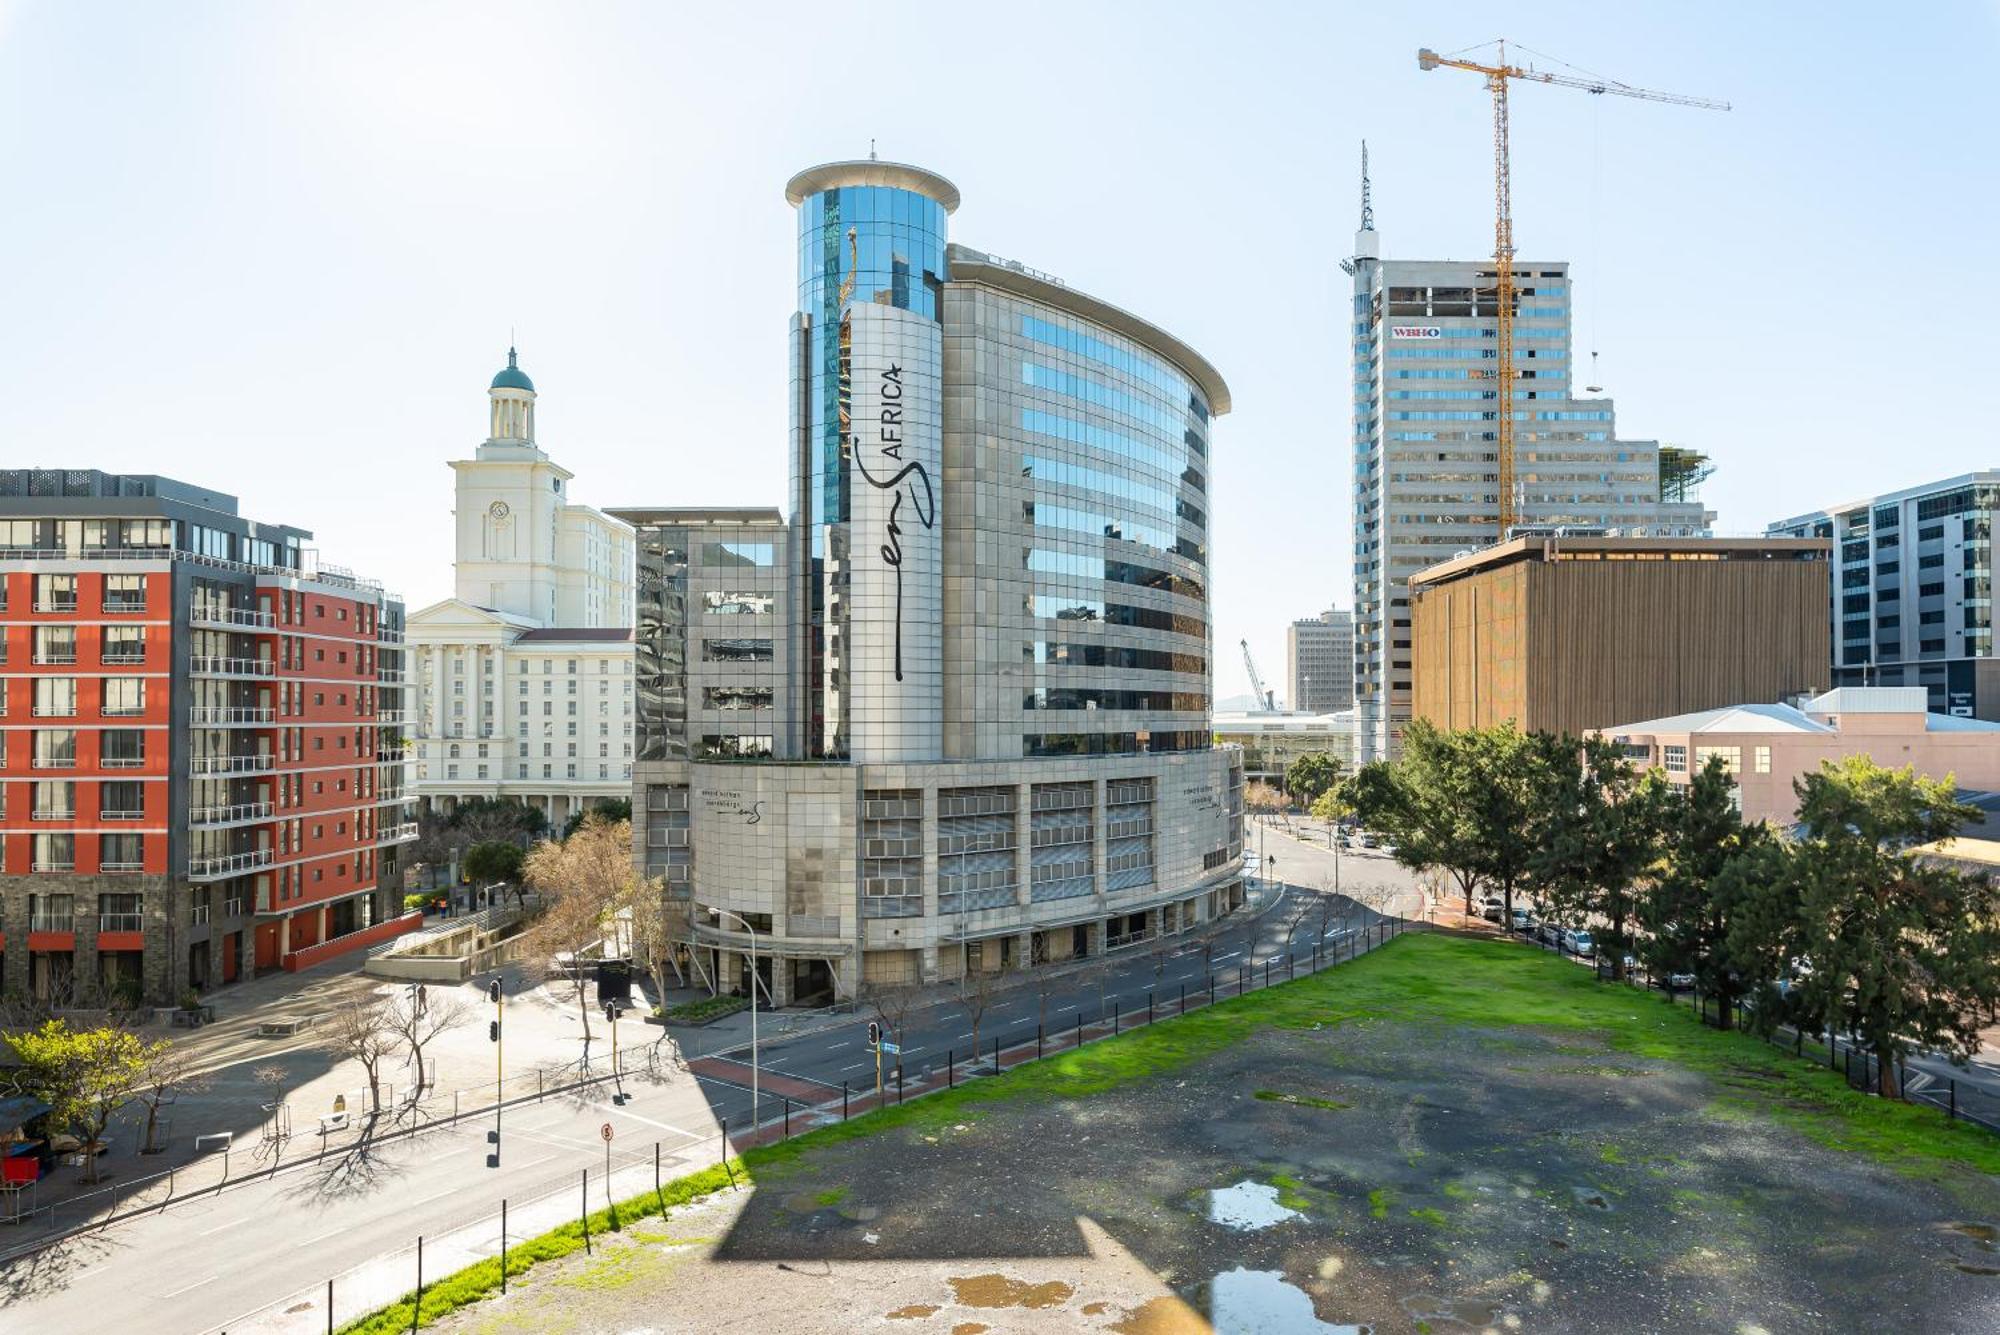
[[1286, 608, 1353, 713], [620, 159, 1245, 1004], [1347, 149, 1714, 761]]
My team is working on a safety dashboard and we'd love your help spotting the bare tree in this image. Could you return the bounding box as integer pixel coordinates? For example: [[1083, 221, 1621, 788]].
[[630, 874, 701, 999], [956, 957, 1006, 1061], [134, 1039, 208, 1154], [523, 815, 637, 1057], [326, 998, 401, 1117], [867, 983, 923, 1084], [386, 986, 471, 1099], [1028, 960, 1067, 1039]]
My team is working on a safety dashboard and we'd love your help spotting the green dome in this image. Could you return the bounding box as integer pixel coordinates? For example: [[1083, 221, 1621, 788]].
[[490, 347, 535, 392]]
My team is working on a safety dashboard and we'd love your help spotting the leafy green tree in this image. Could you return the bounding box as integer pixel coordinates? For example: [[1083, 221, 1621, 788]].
[[1525, 734, 1665, 981], [1458, 725, 1541, 923], [562, 797, 634, 840], [1640, 757, 1761, 1025], [1767, 756, 2000, 1097], [1283, 752, 1343, 809], [1309, 786, 1349, 827], [1380, 722, 1493, 914], [4, 1021, 154, 1182], [463, 839, 526, 887]]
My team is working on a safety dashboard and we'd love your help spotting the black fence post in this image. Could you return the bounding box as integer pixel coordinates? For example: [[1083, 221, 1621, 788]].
[[1075, 1014, 1083, 1049], [1114, 1001, 1121, 1034], [582, 1169, 591, 1254], [1951, 1078, 1958, 1120], [327, 1278, 334, 1335], [501, 1198, 509, 1294], [654, 1142, 661, 1205], [1180, 983, 1186, 1015], [993, 1035, 1000, 1072], [1037, 1023, 1044, 1059], [841, 1082, 849, 1120], [947, 1050, 954, 1089], [1264, 960, 1271, 989], [896, 1064, 904, 1103], [783, 1098, 791, 1139], [413, 1235, 423, 1334], [1148, 991, 1155, 1024], [1209, 974, 1215, 1005]]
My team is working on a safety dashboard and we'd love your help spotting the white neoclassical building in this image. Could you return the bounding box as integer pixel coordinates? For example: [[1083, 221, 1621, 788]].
[[407, 351, 636, 829]]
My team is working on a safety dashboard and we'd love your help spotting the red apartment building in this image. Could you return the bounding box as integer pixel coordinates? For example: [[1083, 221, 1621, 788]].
[[0, 469, 419, 1005]]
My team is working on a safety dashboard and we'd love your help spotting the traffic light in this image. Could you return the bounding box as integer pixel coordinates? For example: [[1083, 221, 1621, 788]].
[[489, 1020, 500, 1042], [488, 979, 502, 1004], [604, 1001, 618, 1023], [867, 1021, 880, 1048]]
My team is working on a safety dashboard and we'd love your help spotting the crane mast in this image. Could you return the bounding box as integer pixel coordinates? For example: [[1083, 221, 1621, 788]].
[[1417, 42, 1728, 537], [1240, 639, 1274, 713]]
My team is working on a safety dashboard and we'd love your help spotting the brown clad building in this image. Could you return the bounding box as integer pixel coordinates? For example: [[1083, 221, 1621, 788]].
[[1408, 535, 1832, 739]]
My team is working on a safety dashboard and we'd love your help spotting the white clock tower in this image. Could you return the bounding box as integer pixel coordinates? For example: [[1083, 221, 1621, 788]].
[[450, 348, 573, 622]]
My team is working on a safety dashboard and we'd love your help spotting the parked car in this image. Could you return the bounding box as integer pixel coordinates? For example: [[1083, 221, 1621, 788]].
[[1359, 833, 1379, 849], [1666, 971, 1696, 991], [1562, 929, 1595, 958], [1510, 907, 1534, 932], [1538, 921, 1563, 946], [1480, 897, 1505, 922]]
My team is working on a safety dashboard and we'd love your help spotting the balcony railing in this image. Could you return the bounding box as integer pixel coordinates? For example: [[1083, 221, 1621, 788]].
[[30, 808, 75, 821], [191, 706, 276, 726], [30, 705, 76, 718], [187, 848, 272, 880], [189, 754, 272, 775], [376, 710, 407, 724], [100, 754, 147, 769], [98, 867, 143, 882], [190, 903, 210, 925], [98, 911, 144, 928], [29, 911, 74, 931], [190, 605, 275, 631], [101, 599, 148, 615], [189, 655, 274, 678], [376, 669, 406, 683], [31, 756, 77, 770], [100, 808, 148, 821], [379, 821, 420, 844], [32, 653, 77, 665], [190, 800, 273, 828], [377, 626, 405, 643], [221, 896, 246, 917], [33, 598, 78, 613], [30, 860, 75, 874], [102, 704, 147, 718], [101, 651, 147, 665]]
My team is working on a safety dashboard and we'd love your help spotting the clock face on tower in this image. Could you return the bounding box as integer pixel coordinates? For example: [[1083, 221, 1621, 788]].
[[488, 501, 510, 521]]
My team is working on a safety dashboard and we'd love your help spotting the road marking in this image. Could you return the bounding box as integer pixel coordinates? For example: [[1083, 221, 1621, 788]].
[[1056, 1004, 1078, 1013], [406, 1185, 462, 1211], [593, 1103, 699, 1137], [163, 1274, 219, 1298], [197, 1215, 249, 1237], [300, 1224, 351, 1247], [841, 1061, 868, 1072], [955, 1030, 974, 1040]]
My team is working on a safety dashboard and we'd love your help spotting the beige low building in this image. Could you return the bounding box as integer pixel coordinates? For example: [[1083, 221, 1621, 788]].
[[1594, 687, 2000, 827]]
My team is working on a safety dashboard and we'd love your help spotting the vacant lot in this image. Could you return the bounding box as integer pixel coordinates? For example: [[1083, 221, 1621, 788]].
[[427, 934, 2000, 1333]]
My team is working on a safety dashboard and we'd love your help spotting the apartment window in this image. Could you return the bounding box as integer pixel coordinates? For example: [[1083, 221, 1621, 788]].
[[101, 780, 146, 820], [102, 624, 146, 663], [102, 573, 147, 613], [32, 780, 75, 820], [101, 677, 146, 716], [1663, 745, 1688, 774], [100, 729, 145, 768], [32, 677, 77, 717], [29, 892, 74, 929], [32, 729, 77, 769], [1695, 745, 1741, 776], [34, 573, 77, 612], [32, 832, 75, 873], [1753, 746, 1771, 775], [99, 840, 145, 878], [33, 625, 77, 664]]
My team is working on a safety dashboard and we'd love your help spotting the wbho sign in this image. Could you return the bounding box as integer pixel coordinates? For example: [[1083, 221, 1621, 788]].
[[846, 303, 942, 763], [1390, 325, 1442, 340]]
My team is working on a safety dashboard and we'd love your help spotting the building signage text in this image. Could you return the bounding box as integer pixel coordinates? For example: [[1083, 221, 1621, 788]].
[[852, 361, 935, 683], [1390, 325, 1442, 340]]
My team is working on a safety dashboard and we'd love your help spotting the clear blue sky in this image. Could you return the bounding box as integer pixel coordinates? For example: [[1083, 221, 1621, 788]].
[[4, 2, 1997, 706]]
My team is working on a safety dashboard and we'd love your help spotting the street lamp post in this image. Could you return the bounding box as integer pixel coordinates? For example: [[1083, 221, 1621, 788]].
[[711, 909, 761, 1135]]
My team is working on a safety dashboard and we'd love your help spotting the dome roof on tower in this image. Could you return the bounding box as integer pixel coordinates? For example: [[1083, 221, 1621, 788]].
[[490, 347, 535, 393]]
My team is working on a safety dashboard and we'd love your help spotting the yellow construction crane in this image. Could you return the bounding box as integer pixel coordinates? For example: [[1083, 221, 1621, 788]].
[[1417, 41, 1728, 534]]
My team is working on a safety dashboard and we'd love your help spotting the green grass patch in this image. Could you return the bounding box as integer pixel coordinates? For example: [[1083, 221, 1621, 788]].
[[657, 994, 749, 1025], [812, 1185, 848, 1207], [1408, 1206, 1449, 1227], [1254, 1088, 1350, 1111], [337, 931, 2000, 1331]]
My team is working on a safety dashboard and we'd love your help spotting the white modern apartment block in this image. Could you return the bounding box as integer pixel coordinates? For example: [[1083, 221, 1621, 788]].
[[1345, 153, 1715, 762], [407, 352, 637, 828], [1767, 471, 2000, 721], [1286, 608, 1353, 713]]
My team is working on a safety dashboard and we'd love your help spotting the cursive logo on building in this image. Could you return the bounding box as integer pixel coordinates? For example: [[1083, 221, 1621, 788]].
[[700, 790, 766, 824], [850, 362, 935, 683]]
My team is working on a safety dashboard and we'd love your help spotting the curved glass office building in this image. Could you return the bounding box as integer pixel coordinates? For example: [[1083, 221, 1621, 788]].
[[621, 160, 1242, 1004]]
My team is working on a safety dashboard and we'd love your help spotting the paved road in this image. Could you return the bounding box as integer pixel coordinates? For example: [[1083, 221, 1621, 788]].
[[0, 872, 1407, 1333]]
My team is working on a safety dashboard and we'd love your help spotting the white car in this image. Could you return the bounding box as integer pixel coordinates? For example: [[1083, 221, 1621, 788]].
[[1561, 929, 1595, 959]]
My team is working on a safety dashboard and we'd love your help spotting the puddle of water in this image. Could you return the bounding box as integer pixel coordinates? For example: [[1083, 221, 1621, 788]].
[[886, 1304, 939, 1319], [947, 1274, 1076, 1310], [1948, 1222, 1999, 1249], [1210, 1268, 1369, 1335], [1207, 1180, 1305, 1231], [1403, 1293, 1504, 1326]]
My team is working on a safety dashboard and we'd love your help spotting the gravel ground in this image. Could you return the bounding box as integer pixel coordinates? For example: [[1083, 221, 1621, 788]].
[[429, 988, 2000, 1333]]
